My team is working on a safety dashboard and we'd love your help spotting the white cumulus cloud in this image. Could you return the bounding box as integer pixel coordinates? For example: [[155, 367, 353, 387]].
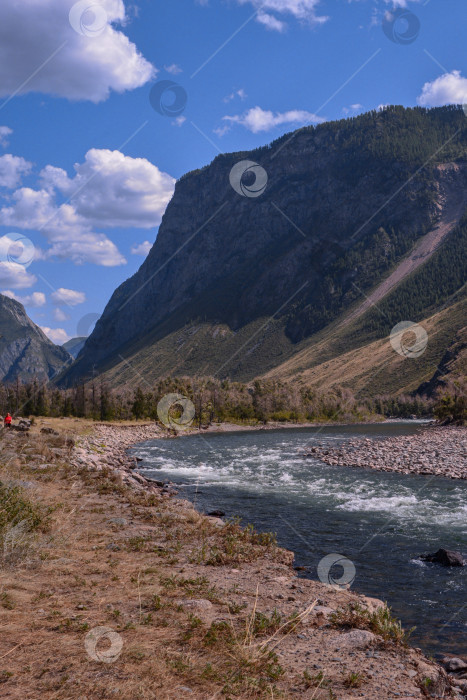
[[40, 149, 176, 229], [417, 70, 467, 108], [0, 262, 37, 289], [0, 126, 12, 148], [0, 186, 126, 267], [257, 12, 286, 31], [164, 64, 182, 75], [2, 290, 46, 307], [0, 0, 155, 103], [221, 106, 325, 134], [0, 154, 32, 188], [385, 0, 421, 7], [236, 0, 328, 31], [51, 287, 86, 306], [40, 326, 70, 345], [131, 240, 152, 256], [0, 149, 175, 267], [223, 89, 247, 103], [53, 307, 70, 322], [343, 103, 363, 115], [48, 234, 126, 267]]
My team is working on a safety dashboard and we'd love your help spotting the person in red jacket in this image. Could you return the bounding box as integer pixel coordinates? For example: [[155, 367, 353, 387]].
[[4, 413, 12, 428]]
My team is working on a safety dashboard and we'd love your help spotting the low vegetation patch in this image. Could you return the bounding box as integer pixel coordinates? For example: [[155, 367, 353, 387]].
[[159, 574, 222, 604], [191, 518, 279, 566], [343, 670, 366, 688], [0, 419, 439, 699], [0, 481, 43, 533], [330, 602, 414, 645], [0, 480, 47, 563]]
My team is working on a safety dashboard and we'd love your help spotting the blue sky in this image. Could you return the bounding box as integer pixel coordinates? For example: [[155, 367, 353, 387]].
[[0, 0, 465, 344]]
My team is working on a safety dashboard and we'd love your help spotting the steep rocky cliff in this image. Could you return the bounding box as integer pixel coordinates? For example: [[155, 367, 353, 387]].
[[60, 106, 467, 388], [0, 295, 71, 383]]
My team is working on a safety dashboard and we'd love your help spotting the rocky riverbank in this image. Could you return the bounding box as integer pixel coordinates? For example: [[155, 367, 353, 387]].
[[303, 426, 467, 480], [75, 421, 466, 698], [1, 418, 465, 699], [70, 421, 168, 492]]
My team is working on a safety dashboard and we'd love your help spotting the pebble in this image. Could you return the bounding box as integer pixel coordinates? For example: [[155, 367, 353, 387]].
[[303, 427, 467, 480]]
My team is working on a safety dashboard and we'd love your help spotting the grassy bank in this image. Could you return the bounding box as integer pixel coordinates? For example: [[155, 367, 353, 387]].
[[0, 418, 453, 699]]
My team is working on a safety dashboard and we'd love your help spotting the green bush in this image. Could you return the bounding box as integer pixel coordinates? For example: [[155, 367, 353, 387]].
[[0, 482, 43, 533]]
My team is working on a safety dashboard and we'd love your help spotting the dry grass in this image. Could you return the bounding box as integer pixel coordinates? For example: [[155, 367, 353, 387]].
[[26, 416, 154, 438], [329, 602, 414, 646], [0, 427, 300, 699], [0, 424, 438, 700]]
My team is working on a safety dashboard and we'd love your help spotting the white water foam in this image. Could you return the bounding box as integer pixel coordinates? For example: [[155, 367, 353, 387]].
[[138, 438, 467, 532]]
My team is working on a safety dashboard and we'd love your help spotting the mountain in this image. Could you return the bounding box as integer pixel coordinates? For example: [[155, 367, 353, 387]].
[[62, 337, 86, 359], [59, 106, 467, 394], [0, 295, 72, 383]]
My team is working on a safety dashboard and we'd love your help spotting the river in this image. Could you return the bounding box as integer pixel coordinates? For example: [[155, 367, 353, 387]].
[[130, 422, 467, 659]]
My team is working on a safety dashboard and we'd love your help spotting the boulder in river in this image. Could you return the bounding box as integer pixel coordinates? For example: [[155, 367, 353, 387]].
[[421, 548, 465, 567], [207, 510, 225, 517]]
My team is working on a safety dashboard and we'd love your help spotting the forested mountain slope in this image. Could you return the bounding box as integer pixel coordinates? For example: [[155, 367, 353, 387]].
[[59, 106, 467, 393]]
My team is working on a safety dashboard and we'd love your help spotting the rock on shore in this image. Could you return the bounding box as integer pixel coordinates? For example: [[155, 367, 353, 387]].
[[69, 422, 167, 492], [303, 426, 467, 480], [2, 419, 465, 698], [66, 422, 466, 698]]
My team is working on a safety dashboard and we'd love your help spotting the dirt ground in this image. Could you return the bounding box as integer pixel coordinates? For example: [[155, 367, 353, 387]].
[[0, 418, 457, 699]]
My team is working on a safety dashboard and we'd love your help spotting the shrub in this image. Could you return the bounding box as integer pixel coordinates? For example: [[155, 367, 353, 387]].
[[0, 482, 43, 536], [330, 602, 414, 645], [0, 481, 45, 563]]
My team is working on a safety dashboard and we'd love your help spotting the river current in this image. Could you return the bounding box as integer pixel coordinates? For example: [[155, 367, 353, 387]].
[[130, 423, 466, 658]]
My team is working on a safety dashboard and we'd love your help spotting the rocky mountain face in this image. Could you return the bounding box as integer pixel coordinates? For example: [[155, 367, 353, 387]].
[[60, 106, 467, 389], [63, 337, 86, 359], [0, 295, 71, 383]]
